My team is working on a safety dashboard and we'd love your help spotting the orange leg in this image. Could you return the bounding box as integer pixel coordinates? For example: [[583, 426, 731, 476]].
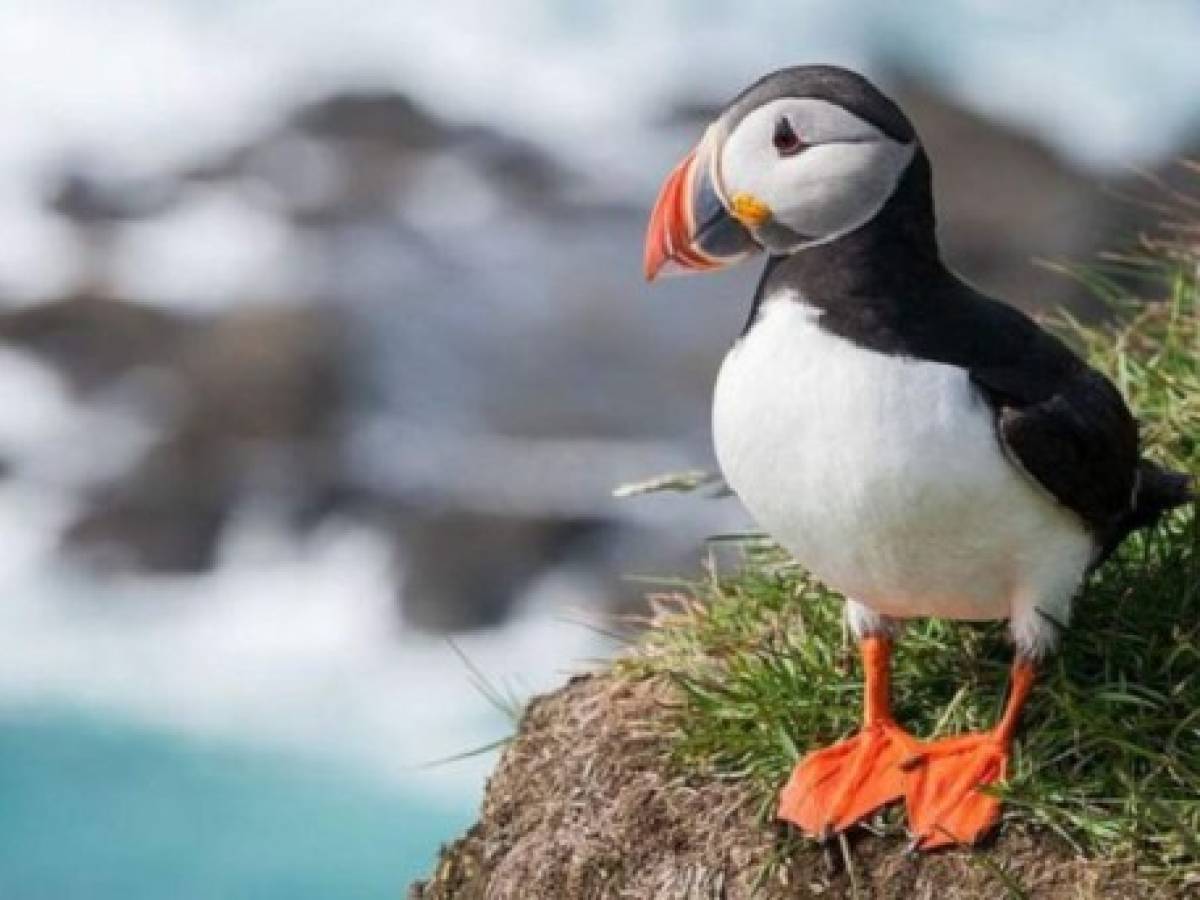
[[904, 658, 1036, 849], [778, 636, 920, 838]]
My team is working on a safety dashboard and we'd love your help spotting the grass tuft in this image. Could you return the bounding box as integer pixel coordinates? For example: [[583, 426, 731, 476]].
[[622, 172, 1200, 882]]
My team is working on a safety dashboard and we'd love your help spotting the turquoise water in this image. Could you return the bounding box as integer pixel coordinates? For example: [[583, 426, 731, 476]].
[[0, 708, 471, 899]]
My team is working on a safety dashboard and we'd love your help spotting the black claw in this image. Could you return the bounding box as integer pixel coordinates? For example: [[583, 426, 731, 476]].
[[899, 753, 926, 772]]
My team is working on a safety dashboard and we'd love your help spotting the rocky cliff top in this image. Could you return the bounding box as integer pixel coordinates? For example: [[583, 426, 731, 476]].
[[410, 672, 1163, 899]]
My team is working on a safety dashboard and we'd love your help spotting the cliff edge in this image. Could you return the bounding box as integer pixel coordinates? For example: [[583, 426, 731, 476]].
[[409, 672, 1164, 899]]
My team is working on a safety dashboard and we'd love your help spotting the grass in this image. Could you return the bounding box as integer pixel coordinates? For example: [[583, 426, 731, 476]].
[[620, 174, 1200, 884]]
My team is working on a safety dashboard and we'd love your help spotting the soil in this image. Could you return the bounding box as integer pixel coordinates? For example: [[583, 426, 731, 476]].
[[410, 673, 1179, 899]]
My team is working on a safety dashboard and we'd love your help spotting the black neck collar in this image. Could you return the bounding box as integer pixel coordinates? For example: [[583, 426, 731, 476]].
[[740, 148, 948, 338]]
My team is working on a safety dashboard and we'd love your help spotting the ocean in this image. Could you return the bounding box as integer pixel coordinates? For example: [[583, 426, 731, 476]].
[[0, 709, 468, 898]]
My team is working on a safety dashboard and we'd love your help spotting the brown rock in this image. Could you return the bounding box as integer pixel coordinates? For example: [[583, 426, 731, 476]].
[[413, 674, 1166, 899]]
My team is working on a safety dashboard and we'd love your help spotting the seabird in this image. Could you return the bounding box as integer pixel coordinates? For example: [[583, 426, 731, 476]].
[[643, 65, 1191, 848]]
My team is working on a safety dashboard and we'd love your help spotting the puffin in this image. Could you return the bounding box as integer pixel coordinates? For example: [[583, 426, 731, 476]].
[[643, 65, 1191, 849]]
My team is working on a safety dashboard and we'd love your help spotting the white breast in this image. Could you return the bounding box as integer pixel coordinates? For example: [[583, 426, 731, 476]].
[[712, 294, 1093, 626]]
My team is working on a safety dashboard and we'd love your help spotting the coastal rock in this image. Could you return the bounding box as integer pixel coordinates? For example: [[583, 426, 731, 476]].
[[0, 294, 188, 392], [411, 673, 1160, 900], [0, 296, 345, 573]]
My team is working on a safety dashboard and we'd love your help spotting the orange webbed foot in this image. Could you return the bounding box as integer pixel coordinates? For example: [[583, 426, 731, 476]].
[[904, 732, 1009, 849], [778, 718, 920, 838]]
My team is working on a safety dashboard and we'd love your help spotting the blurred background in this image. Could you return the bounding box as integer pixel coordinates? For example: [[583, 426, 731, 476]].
[[0, 2, 1197, 897]]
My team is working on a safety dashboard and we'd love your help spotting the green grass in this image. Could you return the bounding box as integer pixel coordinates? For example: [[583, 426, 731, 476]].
[[621, 181, 1200, 880]]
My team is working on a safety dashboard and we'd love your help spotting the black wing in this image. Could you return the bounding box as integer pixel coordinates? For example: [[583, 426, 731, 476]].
[[952, 294, 1139, 534], [976, 356, 1139, 530], [799, 260, 1188, 546]]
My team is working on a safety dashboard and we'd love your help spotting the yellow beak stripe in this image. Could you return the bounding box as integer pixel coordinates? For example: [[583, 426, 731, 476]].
[[730, 192, 771, 227]]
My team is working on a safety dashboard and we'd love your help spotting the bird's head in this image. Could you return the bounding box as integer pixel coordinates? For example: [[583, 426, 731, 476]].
[[644, 65, 921, 280]]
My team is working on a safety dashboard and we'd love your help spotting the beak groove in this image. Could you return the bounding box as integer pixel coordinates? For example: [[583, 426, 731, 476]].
[[643, 129, 761, 282], [643, 151, 715, 280]]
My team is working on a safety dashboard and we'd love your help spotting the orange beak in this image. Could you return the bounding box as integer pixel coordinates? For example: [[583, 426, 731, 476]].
[[643, 130, 760, 281]]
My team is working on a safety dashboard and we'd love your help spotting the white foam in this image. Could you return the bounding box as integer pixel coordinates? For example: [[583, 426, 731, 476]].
[[0, 348, 160, 489], [0, 505, 614, 801], [0, 190, 81, 304], [110, 185, 308, 313]]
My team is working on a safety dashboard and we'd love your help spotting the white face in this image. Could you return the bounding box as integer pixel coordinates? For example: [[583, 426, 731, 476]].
[[716, 97, 915, 251]]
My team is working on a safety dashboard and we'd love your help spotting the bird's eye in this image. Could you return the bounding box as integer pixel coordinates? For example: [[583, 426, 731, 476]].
[[772, 117, 805, 156]]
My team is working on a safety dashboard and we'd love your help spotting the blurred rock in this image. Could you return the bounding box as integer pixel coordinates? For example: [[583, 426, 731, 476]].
[[6, 80, 1192, 626], [49, 166, 177, 225], [45, 164, 182, 297], [63, 440, 232, 572], [1, 295, 345, 573], [398, 510, 605, 632], [291, 91, 452, 151], [0, 294, 188, 391], [193, 88, 569, 228], [287, 90, 568, 209], [892, 79, 1141, 314], [175, 306, 343, 448]]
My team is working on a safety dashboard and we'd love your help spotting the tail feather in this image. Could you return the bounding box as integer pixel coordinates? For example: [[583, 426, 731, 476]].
[[1095, 460, 1192, 565], [1127, 460, 1193, 531]]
